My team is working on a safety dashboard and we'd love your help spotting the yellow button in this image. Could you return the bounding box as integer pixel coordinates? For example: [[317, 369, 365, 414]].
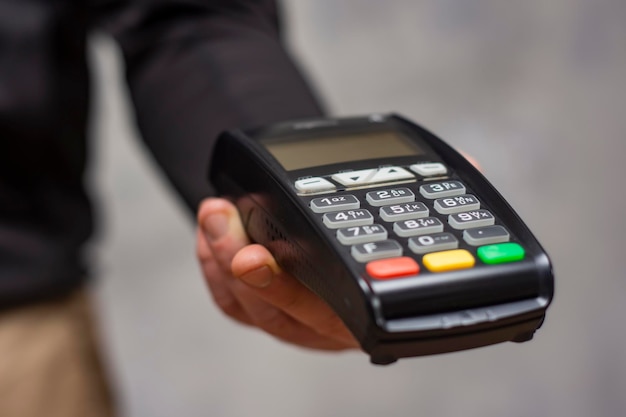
[[423, 249, 475, 272]]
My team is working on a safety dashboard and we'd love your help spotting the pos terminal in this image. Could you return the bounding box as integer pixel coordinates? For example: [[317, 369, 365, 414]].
[[209, 114, 553, 364]]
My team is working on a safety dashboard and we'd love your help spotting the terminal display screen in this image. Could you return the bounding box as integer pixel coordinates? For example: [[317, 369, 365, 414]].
[[263, 130, 422, 171]]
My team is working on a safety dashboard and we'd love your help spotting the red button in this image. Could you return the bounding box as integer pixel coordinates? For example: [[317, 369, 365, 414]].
[[366, 257, 420, 280]]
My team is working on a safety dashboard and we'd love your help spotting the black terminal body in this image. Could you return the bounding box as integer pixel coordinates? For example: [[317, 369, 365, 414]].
[[209, 114, 554, 364]]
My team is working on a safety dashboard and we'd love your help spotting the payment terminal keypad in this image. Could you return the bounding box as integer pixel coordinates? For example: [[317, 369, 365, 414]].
[[303, 163, 526, 278]]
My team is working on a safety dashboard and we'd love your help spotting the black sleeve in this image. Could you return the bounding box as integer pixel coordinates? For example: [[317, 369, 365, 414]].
[[90, 0, 325, 214]]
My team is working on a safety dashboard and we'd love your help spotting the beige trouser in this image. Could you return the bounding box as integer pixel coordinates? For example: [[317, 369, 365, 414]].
[[0, 290, 115, 417]]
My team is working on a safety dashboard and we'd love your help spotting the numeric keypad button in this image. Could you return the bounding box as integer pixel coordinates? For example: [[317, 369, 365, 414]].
[[434, 194, 480, 214], [322, 209, 374, 229], [351, 240, 403, 262], [448, 210, 495, 230], [310, 195, 359, 213], [463, 225, 510, 246], [366, 188, 415, 206], [419, 181, 466, 199], [408, 233, 459, 254], [379, 202, 429, 222], [336, 224, 388, 245], [393, 217, 444, 237]]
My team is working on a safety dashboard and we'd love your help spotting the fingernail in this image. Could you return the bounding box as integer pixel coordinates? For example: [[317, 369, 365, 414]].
[[239, 265, 273, 288], [202, 213, 229, 241]]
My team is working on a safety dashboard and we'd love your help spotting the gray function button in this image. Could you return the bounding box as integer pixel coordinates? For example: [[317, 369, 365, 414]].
[[408, 233, 459, 254], [393, 217, 444, 237], [310, 194, 360, 213], [410, 162, 447, 177], [322, 209, 374, 229], [419, 181, 466, 199], [337, 224, 388, 245], [332, 167, 414, 188], [366, 188, 415, 206], [368, 166, 414, 183], [434, 194, 480, 214], [463, 225, 510, 246], [448, 210, 495, 230], [351, 240, 403, 263], [380, 202, 429, 222], [294, 177, 336, 194], [332, 168, 377, 187]]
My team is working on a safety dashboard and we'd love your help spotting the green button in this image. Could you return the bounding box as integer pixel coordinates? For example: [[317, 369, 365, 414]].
[[477, 243, 525, 264]]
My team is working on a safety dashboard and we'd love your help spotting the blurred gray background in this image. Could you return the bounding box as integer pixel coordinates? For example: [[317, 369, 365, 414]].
[[88, 1, 626, 416]]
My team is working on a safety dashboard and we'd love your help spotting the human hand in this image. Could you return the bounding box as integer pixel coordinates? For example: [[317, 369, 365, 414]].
[[196, 198, 359, 351]]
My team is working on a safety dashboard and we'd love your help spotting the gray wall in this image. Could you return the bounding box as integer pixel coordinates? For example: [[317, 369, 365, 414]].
[[89, 1, 626, 416]]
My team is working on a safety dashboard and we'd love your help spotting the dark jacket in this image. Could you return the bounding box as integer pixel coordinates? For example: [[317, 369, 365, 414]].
[[0, 0, 323, 307]]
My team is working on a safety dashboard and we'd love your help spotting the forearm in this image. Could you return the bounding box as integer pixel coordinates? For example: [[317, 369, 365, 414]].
[[93, 0, 324, 213]]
